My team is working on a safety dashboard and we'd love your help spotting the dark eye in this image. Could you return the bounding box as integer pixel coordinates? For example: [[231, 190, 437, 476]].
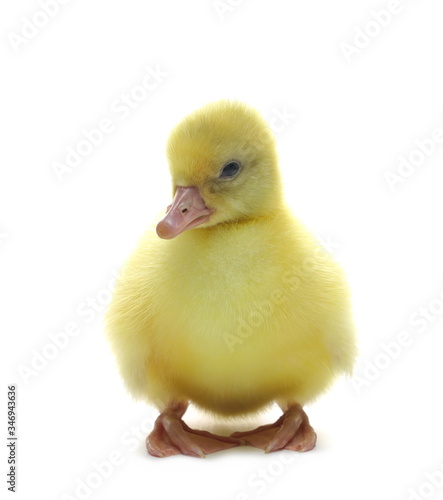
[[219, 161, 241, 178]]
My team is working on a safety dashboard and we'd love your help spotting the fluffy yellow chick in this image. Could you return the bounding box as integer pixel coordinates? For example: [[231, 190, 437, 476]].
[[106, 100, 356, 458]]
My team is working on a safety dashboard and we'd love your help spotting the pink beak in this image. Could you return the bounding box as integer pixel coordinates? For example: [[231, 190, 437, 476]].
[[156, 186, 212, 239]]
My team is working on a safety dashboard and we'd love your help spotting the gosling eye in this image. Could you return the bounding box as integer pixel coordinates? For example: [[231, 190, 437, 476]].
[[219, 161, 241, 179]]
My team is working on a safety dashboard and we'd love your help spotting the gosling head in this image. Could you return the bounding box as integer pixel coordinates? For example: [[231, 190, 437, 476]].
[[156, 100, 283, 239]]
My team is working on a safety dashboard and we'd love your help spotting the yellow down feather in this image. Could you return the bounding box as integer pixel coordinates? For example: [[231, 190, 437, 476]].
[[105, 100, 357, 417]]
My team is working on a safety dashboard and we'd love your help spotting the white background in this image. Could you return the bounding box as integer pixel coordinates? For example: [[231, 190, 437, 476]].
[[2, 1, 443, 499]]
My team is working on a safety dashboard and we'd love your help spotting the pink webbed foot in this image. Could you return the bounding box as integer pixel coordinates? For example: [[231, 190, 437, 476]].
[[146, 401, 243, 458], [230, 404, 317, 453]]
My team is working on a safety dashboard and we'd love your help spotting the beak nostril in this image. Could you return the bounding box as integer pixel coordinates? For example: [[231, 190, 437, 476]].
[[157, 186, 211, 239]]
